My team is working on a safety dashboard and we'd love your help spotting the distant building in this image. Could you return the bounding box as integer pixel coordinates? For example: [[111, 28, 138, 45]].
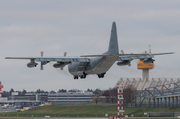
[[48, 91, 93, 105], [2, 92, 47, 109], [1, 90, 93, 108], [0, 97, 41, 109], [9, 92, 48, 102]]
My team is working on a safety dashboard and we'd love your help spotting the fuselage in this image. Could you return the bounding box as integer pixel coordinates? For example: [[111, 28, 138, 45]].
[[68, 55, 119, 76]]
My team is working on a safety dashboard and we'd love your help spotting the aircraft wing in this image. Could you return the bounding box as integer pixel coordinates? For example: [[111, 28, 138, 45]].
[[5, 56, 90, 62], [5, 52, 174, 62], [117, 52, 174, 61]]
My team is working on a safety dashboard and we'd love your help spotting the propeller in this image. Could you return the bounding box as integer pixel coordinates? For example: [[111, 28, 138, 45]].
[[149, 45, 151, 53], [40, 51, 44, 70], [64, 52, 67, 57], [61, 52, 67, 70], [120, 50, 124, 54], [121, 50, 131, 66]]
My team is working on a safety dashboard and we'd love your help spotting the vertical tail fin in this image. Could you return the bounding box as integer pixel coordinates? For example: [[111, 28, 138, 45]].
[[106, 22, 119, 55]]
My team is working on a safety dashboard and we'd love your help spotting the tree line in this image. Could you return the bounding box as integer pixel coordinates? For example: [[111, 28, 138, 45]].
[[93, 86, 134, 104], [2, 88, 94, 97]]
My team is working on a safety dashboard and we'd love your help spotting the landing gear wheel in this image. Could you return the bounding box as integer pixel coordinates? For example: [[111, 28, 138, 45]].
[[83, 72, 87, 78], [80, 75, 84, 79], [80, 75, 86, 79], [80, 72, 87, 79], [74, 75, 78, 79]]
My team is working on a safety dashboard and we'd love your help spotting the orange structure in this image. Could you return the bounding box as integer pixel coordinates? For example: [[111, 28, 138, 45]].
[[137, 60, 154, 69], [137, 60, 154, 81], [0, 81, 3, 98]]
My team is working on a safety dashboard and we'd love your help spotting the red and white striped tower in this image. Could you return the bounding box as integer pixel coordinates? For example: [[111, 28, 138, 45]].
[[117, 83, 124, 119], [120, 83, 124, 119], [0, 81, 3, 98], [117, 83, 120, 119]]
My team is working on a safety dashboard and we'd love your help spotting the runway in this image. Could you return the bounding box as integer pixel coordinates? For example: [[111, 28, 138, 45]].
[[0, 117, 177, 119], [0, 118, 108, 119]]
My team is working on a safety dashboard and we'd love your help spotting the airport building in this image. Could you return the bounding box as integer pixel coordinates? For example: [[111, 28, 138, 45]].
[[49, 91, 93, 105], [0, 90, 93, 109], [0, 92, 47, 109], [115, 57, 180, 108], [0, 97, 42, 110], [9, 92, 48, 102], [116, 77, 180, 107]]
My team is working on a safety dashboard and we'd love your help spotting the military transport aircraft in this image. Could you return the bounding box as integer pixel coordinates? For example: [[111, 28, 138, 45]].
[[5, 22, 174, 79]]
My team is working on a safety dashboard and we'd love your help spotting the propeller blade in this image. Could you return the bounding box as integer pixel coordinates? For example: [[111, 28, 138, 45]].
[[41, 63, 44, 70], [64, 52, 67, 57], [60, 52, 67, 71], [120, 50, 124, 54], [41, 51, 44, 70], [41, 51, 44, 57], [149, 45, 151, 53]]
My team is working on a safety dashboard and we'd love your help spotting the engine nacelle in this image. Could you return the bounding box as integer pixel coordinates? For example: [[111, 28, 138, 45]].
[[27, 62, 38, 68], [117, 60, 130, 66], [53, 62, 66, 68], [143, 58, 155, 64], [41, 61, 49, 65]]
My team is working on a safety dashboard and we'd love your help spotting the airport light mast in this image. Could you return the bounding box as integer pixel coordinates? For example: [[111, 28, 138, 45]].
[[0, 81, 3, 98]]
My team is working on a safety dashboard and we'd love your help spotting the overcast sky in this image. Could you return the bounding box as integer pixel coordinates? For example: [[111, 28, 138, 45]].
[[0, 0, 179, 92]]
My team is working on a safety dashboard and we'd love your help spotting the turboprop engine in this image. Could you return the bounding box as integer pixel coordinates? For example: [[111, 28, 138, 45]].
[[117, 60, 130, 66], [27, 62, 38, 68], [143, 58, 155, 64]]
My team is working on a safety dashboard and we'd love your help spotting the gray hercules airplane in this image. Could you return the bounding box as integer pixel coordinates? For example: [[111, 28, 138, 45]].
[[6, 22, 174, 79]]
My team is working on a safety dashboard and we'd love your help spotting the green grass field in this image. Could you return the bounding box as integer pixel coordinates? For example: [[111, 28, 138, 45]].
[[1, 117, 178, 119], [0, 104, 180, 118], [0, 117, 178, 119]]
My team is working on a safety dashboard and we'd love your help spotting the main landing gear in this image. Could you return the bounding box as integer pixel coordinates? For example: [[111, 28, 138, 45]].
[[74, 75, 78, 79], [74, 72, 106, 79], [97, 73, 106, 78], [73, 72, 87, 79]]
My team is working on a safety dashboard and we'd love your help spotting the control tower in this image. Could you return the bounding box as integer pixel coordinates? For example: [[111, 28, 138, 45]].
[[137, 60, 154, 81]]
